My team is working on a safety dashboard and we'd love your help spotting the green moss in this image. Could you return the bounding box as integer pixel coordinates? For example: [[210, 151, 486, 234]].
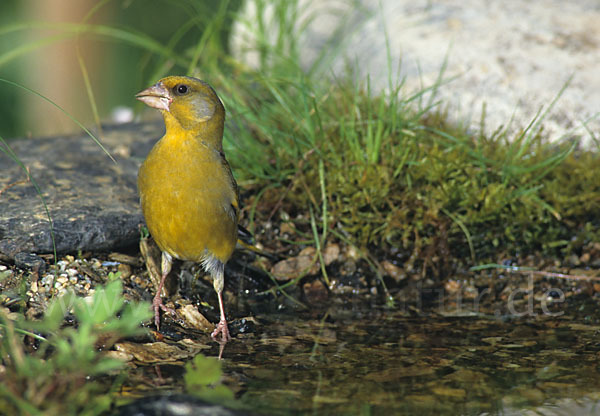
[[216, 68, 599, 275]]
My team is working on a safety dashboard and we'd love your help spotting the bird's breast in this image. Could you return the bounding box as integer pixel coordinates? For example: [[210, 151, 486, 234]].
[[138, 136, 238, 263]]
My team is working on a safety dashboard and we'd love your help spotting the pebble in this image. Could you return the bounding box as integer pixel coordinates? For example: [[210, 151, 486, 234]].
[[117, 263, 132, 279], [303, 279, 329, 304], [271, 247, 319, 280], [323, 244, 340, 265], [382, 260, 405, 282], [345, 246, 360, 261]]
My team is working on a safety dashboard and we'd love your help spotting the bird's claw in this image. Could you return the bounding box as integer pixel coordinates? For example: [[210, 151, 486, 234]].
[[152, 295, 176, 330], [211, 319, 231, 343]]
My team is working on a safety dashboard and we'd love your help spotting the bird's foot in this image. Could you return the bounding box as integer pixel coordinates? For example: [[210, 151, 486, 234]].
[[211, 318, 231, 343], [152, 294, 176, 330]]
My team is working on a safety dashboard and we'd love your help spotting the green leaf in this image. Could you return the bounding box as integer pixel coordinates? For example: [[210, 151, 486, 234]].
[[184, 354, 223, 387], [194, 384, 235, 403], [27, 291, 76, 333], [75, 280, 124, 325], [90, 357, 125, 375]]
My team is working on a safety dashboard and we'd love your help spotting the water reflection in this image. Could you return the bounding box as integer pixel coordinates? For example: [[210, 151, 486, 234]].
[[219, 308, 600, 415]]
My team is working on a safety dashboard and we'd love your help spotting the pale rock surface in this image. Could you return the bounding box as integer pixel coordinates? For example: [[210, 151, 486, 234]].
[[232, 0, 600, 145]]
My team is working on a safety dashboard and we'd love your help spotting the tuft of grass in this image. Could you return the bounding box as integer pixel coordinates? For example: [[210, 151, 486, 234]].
[[0, 279, 152, 416], [223, 64, 598, 275]]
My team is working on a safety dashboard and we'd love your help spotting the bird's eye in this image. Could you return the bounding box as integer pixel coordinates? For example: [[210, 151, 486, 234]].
[[174, 84, 189, 95]]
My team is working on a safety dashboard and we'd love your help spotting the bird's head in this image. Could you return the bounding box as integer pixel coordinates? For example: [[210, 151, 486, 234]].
[[136, 76, 225, 140]]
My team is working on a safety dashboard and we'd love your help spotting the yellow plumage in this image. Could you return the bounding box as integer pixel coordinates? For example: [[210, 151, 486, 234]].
[[136, 76, 238, 342]]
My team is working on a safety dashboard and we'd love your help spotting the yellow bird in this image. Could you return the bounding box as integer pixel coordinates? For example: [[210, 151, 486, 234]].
[[136, 76, 238, 341]]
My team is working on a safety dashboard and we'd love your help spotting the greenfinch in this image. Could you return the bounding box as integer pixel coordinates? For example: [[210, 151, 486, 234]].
[[136, 76, 238, 342]]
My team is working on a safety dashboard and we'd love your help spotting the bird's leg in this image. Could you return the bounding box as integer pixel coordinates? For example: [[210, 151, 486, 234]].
[[210, 268, 231, 343], [153, 252, 176, 329], [212, 288, 231, 342]]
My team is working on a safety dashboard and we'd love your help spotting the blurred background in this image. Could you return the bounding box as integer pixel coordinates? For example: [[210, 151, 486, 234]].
[[0, 0, 242, 138]]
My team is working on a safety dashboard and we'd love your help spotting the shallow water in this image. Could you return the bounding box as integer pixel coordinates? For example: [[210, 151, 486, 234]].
[[117, 286, 600, 416], [203, 305, 600, 415]]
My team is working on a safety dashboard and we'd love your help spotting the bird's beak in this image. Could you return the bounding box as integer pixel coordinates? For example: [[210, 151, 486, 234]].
[[136, 82, 171, 112]]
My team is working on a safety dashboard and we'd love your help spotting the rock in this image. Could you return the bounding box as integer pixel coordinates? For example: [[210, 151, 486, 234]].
[[303, 279, 329, 304], [322, 243, 340, 266], [381, 260, 404, 283], [271, 246, 319, 280], [13, 252, 46, 272], [0, 122, 161, 263], [178, 303, 214, 333], [232, 0, 600, 145], [113, 340, 199, 363]]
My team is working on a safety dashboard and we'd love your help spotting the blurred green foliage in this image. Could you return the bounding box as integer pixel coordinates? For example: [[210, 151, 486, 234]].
[[0, 0, 242, 138], [184, 353, 236, 404], [0, 279, 152, 415]]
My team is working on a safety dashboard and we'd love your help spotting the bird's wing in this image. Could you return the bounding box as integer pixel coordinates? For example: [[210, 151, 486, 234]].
[[219, 150, 240, 224]]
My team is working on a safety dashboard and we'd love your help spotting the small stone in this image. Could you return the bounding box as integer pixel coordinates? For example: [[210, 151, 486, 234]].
[[14, 252, 46, 271], [104, 349, 133, 362], [444, 279, 461, 294], [382, 260, 404, 282], [114, 341, 192, 363], [41, 274, 54, 286], [303, 279, 329, 304], [323, 244, 340, 265], [178, 304, 213, 332], [66, 268, 78, 277], [109, 252, 142, 267], [567, 254, 580, 266], [340, 259, 356, 276], [345, 246, 360, 260], [271, 247, 319, 280], [56, 275, 68, 285], [279, 222, 295, 236], [117, 263, 132, 280]]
